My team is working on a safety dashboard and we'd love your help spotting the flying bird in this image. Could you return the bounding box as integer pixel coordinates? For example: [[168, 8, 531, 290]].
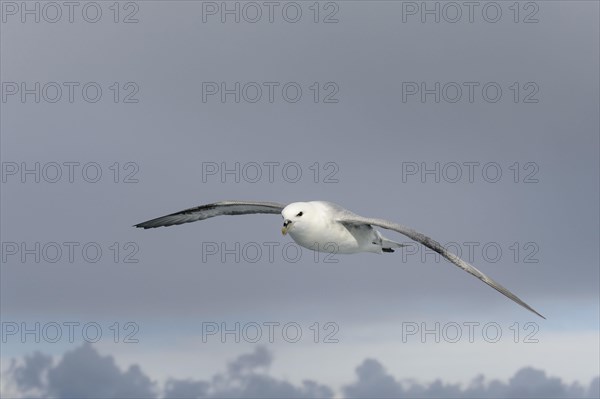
[[134, 200, 545, 319]]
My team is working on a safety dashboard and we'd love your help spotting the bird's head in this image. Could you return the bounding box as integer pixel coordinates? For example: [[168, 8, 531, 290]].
[[281, 202, 311, 235]]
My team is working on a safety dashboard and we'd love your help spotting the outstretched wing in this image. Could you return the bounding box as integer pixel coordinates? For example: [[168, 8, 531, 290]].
[[134, 201, 286, 229], [337, 213, 545, 319]]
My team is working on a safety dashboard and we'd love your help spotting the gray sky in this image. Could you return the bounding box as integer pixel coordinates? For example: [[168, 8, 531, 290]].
[[1, 1, 598, 397]]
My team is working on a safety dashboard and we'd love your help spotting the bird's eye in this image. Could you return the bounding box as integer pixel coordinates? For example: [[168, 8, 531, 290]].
[[296, 211, 303, 217]]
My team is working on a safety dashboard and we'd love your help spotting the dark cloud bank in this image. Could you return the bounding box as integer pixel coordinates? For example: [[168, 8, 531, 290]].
[[5, 344, 599, 399]]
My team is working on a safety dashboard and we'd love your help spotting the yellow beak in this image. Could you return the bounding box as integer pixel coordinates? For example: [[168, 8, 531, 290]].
[[281, 226, 288, 235]]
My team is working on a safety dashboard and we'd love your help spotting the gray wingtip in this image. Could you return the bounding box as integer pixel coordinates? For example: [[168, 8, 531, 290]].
[[133, 222, 157, 229], [529, 307, 546, 320]]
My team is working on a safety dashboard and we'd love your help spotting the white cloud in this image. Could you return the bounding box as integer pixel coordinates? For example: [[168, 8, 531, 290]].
[[3, 343, 598, 398]]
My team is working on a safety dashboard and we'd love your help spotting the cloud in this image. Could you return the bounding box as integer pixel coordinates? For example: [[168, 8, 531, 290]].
[[226, 345, 272, 376], [342, 359, 600, 399], [163, 379, 209, 399], [342, 358, 464, 398], [4, 345, 598, 398], [165, 346, 332, 398], [342, 358, 403, 398], [10, 351, 53, 391], [8, 343, 157, 398]]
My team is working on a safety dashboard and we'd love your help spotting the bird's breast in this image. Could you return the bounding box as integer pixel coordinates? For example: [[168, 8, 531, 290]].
[[287, 222, 363, 254]]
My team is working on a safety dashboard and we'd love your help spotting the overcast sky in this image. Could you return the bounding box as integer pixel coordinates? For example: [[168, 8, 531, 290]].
[[1, 1, 598, 398]]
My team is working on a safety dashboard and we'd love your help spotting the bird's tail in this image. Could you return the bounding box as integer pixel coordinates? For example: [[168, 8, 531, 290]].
[[380, 235, 406, 253]]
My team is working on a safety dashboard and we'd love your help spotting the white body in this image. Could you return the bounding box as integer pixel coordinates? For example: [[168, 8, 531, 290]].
[[281, 201, 402, 254]]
